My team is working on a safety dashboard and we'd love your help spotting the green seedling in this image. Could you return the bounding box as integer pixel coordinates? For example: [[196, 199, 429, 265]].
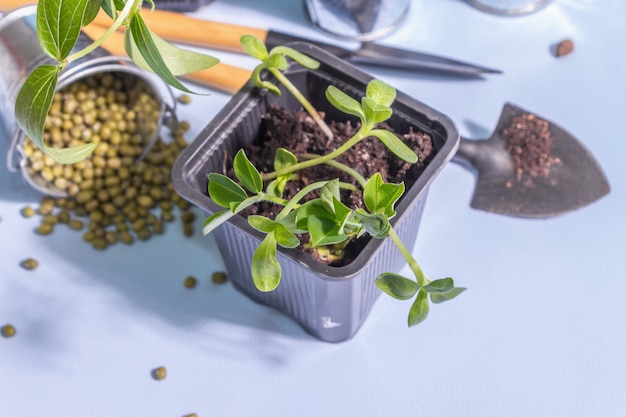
[[14, 0, 219, 164], [203, 35, 465, 327]]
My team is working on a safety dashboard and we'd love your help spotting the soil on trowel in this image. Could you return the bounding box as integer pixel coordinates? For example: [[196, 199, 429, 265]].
[[502, 113, 556, 185], [224, 105, 435, 266]]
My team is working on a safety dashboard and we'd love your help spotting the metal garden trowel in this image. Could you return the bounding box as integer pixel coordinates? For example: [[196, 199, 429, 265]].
[[452, 103, 610, 218]]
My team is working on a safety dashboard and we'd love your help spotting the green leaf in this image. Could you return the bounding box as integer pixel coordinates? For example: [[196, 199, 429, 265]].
[[408, 289, 429, 327], [362, 97, 392, 125], [376, 272, 419, 300], [273, 223, 300, 249], [240, 34, 269, 61], [267, 148, 298, 197], [423, 278, 455, 294], [363, 173, 405, 217], [252, 233, 281, 292], [126, 15, 194, 93], [430, 287, 466, 304], [354, 209, 390, 239], [13, 65, 94, 164], [295, 199, 349, 246], [266, 178, 287, 198], [320, 179, 340, 214], [307, 214, 348, 247], [332, 197, 352, 228], [270, 46, 320, 70], [101, 0, 119, 18], [325, 85, 365, 122], [369, 130, 418, 164], [82, 0, 103, 25], [208, 173, 248, 208], [248, 215, 276, 233], [264, 54, 288, 71], [274, 148, 298, 171], [124, 26, 219, 76], [277, 210, 306, 234], [202, 209, 232, 235], [366, 79, 396, 107], [43, 142, 97, 164], [233, 149, 263, 194], [37, 0, 90, 60]]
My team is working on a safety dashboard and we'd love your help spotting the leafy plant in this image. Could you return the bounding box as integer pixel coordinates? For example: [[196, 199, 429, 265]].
[[14, 0, 218, 164], [202, 35, 465, 327]]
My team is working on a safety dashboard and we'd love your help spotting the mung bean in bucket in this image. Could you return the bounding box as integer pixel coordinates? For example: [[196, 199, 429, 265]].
[[20, 71, 163, 197]]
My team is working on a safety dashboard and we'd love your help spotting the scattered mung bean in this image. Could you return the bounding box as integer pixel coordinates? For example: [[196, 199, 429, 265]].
[[21, 206, 35, 218], [21, 258, 39, 270], [178, 94, 192, 105], [211, 271, 228, 284], [152, 366, 167, 380], [184, 276, 197, 289], [1, 324, 16, 338]]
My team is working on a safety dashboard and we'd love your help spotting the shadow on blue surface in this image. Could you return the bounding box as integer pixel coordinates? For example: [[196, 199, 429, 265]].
[[32, 204, 313, 345]]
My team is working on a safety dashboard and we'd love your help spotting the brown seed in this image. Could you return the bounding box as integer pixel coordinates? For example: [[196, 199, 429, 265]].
[[69, 219, 84, 230], [184, 276, 197, 289], [21, 258, 39, 270], [35, 224, 53, 235], [555, 38, 574, 57], [178, 94, 192, 105], [184, 414, 198, 417], [181, 210, 196, 224], [211, 271, 228, 284], [152, 366, 167, 380], [21, 206, 36, 218], [1, 324, 16, 338]]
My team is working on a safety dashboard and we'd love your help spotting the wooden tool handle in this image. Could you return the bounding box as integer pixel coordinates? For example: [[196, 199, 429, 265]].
[[0, 0, 34, 12], [0, 0, 268, 52], [81, 24, 251, 94], [93, 9, 268, 52]]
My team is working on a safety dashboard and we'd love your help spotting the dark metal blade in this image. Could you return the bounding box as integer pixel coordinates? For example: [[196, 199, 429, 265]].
[[265, 30, 502, 76], [454, 103, 610, 218], [350, 42, 503, 75]]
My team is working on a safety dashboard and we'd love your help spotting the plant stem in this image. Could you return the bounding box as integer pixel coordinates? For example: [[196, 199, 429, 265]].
[[388, 227, 430, 287], [263, 126, 370, 181], [274, 180, 357, 221], [301, 153, 367, 188], [269, 68, 334, 140], [275, 181, 326, 221], [65, 0, 140, 64]]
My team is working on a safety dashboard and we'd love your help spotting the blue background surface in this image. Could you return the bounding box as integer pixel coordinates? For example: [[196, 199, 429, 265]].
[[1, 1, 624, 416]]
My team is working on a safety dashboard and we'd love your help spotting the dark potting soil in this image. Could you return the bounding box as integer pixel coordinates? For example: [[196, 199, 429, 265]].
[[225, 105, 435, 266], [502, 113, 554, 182]]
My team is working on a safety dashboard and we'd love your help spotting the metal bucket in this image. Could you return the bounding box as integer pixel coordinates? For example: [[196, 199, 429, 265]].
[[0, 5, 174, 197]]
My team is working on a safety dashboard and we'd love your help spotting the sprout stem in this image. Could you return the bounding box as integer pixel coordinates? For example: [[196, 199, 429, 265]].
[[66, 0, 141, 63], [269, 68, 334, 140], [388, 227, 430, 287]]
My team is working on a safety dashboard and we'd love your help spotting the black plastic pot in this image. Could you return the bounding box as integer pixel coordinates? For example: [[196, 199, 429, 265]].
[[172, 42, 459, 342]]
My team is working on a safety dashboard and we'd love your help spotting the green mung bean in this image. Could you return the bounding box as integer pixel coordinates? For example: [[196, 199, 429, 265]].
[[1, 324, 16, 338], [21, 258, 39, 270]]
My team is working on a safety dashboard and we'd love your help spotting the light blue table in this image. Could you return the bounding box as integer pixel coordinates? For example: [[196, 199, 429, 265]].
[[1, 1, 624, 416]]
